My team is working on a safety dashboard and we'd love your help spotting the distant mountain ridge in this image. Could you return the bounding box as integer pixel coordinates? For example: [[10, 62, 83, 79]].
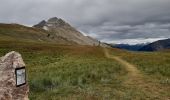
[[33, 17, 107, 46], [139, 38, 170, 51], [112, 43, 147, 51]]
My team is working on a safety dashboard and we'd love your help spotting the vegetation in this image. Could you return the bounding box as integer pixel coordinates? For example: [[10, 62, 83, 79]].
[[0, 23, 75, 44], [0, 40, 127, 99], [109, 48, 170, 79], [0, 39, 169, 99]]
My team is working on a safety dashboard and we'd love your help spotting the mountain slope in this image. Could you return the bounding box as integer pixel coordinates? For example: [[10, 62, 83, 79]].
[[139, 39, 170, 51], [0, 17, 108, 46], [0, 23, 76, 44], [33, 17, 102, 46]]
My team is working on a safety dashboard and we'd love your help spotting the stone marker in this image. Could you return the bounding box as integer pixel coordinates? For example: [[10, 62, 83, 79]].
[[0, 51, 29, 100]]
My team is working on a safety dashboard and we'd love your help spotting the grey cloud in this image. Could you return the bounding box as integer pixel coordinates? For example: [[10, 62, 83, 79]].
[[0, 0, 170, 44], [89, 23, 170, 41]]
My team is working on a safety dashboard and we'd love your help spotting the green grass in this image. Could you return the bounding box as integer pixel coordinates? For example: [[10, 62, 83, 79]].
[[28, 56, 127, 99], [0, 40, 170, 99], [0, 40, 127, 99], [109, 48, 170, 84]]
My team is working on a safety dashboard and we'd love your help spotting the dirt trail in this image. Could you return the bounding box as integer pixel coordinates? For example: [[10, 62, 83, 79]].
[[103, 47, 140, 77], [103, 48, 170, 99], [103, 47, 144, 87]]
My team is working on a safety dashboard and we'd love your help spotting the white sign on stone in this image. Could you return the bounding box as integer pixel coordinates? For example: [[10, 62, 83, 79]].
[[16, 67, 26, 86], [0, 51, 29, 100]]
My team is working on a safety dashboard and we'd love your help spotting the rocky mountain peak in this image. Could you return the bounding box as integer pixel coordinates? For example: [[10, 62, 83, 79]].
[[47, 17, 67, 26], [47, 17, 59, 22], [34, 17, 68, 28], [33, 20, 46, 28]]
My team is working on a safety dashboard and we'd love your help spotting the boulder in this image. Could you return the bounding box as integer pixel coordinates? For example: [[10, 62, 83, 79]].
[[0, 51, 29, 100]]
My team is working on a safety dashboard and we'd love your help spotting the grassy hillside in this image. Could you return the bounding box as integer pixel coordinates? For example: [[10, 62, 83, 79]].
[[0, 39, 169, 99], [0, 40, 127, 99], [0, 23, 76, 44]]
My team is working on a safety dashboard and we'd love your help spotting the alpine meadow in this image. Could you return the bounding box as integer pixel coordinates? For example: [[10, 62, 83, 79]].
[[0, 0, 170, 100]]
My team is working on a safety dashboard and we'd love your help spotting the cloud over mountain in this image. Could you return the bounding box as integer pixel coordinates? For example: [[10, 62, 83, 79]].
[[0, 0, 170, 44]]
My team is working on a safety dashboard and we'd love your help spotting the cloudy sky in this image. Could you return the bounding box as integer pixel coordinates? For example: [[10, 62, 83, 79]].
[[0, 0, 170, 44]]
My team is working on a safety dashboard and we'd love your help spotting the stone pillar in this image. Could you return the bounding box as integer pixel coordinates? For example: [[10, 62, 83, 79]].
[[0, 51, 29, 100]]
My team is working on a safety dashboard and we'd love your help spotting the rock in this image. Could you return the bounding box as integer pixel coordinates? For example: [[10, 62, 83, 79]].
[[47, 17, 59, 23], [33, 20, 46, 28], [0, 51, 29, 100]]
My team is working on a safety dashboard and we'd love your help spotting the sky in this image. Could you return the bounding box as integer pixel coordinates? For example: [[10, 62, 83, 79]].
[[0, 0, 170, 44]]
